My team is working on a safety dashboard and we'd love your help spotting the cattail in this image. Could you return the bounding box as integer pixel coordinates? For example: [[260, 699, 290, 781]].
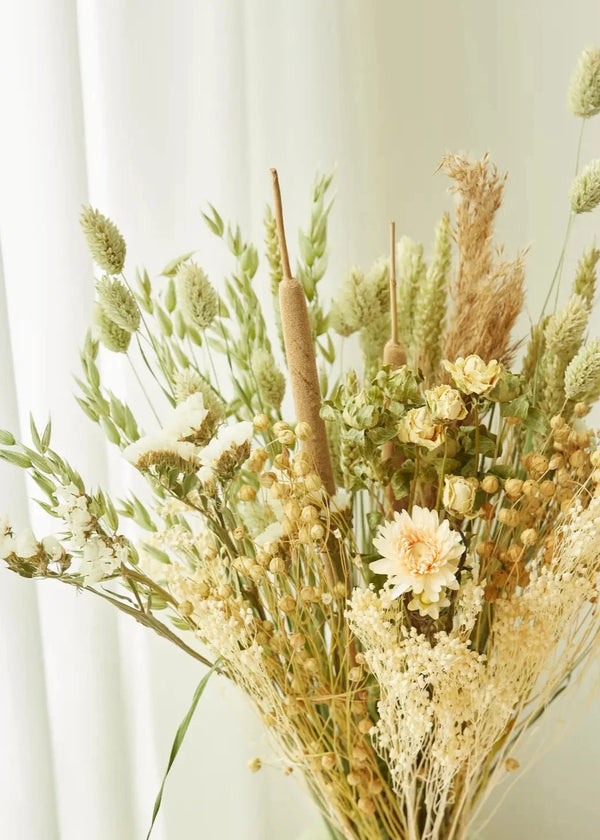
[[570, 160, 600, 213], [176, 262, 218, 328], [93, 304, 131, 353], [80, 206, 126, 274], [96, 276, 140, 332], [572, 245, 600, 303], [568, 47, 600, 118], [251, 347, 285, 410], [270, 170, 335, 497], [564, 338, 600, 404]]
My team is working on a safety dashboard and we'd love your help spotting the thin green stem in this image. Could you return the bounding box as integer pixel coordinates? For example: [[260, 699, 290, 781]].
[[127, 354, 161, 424]]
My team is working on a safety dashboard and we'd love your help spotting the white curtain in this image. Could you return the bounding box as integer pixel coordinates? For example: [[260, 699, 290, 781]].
[[1, 2, 600, 839]]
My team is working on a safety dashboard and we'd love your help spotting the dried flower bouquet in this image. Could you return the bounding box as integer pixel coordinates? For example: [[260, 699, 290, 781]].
[[4, 48, 600, 840]]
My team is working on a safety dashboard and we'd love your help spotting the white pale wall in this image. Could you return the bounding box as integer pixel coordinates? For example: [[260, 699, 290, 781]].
[[0, 2, 599, 839]]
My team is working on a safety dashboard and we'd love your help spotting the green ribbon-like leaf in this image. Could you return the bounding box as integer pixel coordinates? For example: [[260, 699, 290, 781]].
[[146, 659, 221, 840]]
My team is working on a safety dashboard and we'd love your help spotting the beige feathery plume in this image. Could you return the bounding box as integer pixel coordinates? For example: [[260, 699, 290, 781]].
[[270, 169, 336, 499], [441, 154, 524, 365]]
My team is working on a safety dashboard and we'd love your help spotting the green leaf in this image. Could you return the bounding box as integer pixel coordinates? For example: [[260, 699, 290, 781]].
[[501, 395, 529, 420], [201, 204, 224, 237], [75, 397, 100, 423], [524, 406, 549, 436], [0, 430, 15, 446], [164, 278, 177, 313], [104, 496, 119, 531], [391, 470, 411, 500], [145, 660, 221, 840], [156, 306, 173, 337], [366, 510, 384, 533], [100, 417, 121, 445], [41, 419, 52, 452], [161, 252, 195, 277], [32, 470, 56, 498], [141, 543, 171, 564], [29, 415, 42, 451], [366, 426, 397, 446], [0, 450, 31, 468], [489, 464, 512, 479]]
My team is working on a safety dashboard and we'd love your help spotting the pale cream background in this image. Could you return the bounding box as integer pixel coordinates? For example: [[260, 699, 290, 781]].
[[0, 2, 599, 839]]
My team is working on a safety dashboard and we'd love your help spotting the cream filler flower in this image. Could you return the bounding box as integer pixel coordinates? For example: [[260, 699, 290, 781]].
[[371, 506, 463, 602], [398, 406, 445, 451], [425, 384, 467, 421], [443, 354, 501, 395]]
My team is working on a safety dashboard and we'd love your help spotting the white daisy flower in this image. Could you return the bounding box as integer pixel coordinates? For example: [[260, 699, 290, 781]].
[[370, 506, 463, 602]]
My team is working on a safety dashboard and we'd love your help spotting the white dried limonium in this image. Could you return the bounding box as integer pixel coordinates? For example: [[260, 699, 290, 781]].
[[201, 420, 254, 480], [173, 368, 226, 422], [443, 354, 501, 395], [570, 160, 600, 214], [176, 262, 218, 329], [80, 206, 126, 274], [123, 392, 210, 470], [54, 483, 93, 548], [370, 506, 463, 602], [568, 47, 600, 118], [80, 534, 127, 586]]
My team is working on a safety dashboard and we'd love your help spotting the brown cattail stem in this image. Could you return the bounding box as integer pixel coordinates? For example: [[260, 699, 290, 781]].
[[383, 222, 406, 368], [382, 221, 407, 517], [271, 169, 336, 498]]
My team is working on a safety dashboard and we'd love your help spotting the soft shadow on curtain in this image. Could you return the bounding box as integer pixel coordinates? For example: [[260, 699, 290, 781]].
[[2, 2, 600, 840]]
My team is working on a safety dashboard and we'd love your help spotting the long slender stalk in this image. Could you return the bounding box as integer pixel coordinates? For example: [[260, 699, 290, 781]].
[[270, 168, 336, 499]]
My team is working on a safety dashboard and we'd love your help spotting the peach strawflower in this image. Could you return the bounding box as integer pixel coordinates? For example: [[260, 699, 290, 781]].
[[371, 506, 463, 601]]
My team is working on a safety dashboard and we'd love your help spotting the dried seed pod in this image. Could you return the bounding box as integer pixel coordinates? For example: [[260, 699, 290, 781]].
[[481, 475, 500, 494]]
